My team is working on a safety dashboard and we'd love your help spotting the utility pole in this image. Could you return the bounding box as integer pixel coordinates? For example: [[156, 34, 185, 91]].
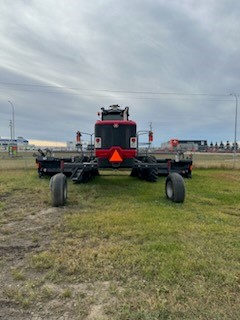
[[230, 93, 238, 166], [8, 100, 15, 141]]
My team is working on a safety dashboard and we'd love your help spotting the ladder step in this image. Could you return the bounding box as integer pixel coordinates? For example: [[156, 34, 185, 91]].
[[72, 168, 84, 181]]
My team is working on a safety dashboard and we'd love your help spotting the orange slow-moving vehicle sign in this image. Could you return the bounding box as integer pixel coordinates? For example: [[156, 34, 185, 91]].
[[109, 150, 123, 162]]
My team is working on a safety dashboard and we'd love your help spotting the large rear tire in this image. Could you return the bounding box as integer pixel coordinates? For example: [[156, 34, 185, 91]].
[[136, 156, 158, 182], [165, 173, 185, 203], [145, 156, 158, 182], [50, 173, 67, 207], [130, 168, 139, 177]]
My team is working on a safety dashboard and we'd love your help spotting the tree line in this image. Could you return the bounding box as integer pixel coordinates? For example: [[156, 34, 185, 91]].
[[209, 141, 238, 150]]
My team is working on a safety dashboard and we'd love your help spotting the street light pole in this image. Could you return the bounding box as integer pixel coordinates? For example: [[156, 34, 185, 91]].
[[9, 120, 13, 142], [8, 100, 15, 141], [230, 93, 238, 165]]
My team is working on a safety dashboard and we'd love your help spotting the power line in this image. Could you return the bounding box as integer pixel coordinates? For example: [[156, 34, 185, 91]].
[[0, 88, 233, 101], [0, 81, 232, 97]]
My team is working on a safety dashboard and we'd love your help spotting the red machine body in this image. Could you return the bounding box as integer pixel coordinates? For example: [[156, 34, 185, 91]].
[[94, 106, 137, 168]]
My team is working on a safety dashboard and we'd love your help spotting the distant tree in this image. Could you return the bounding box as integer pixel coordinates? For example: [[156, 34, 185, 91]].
[[210, 141, 213, 148], [220, 141, 224, 149], [232, 142, 238, 150], [215, 142, 218, 148], [226, 140, 230, 150]]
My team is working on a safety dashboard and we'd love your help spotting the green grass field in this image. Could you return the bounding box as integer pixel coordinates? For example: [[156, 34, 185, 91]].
[[0, 162, 239, 319]]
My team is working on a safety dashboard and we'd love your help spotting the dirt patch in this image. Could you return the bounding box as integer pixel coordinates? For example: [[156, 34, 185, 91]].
[[0, 204, 59, 319], [0, 190, 113, 320]]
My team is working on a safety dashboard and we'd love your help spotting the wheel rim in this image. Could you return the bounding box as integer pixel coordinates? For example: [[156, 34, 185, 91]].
[[166, 181, 173, 199]]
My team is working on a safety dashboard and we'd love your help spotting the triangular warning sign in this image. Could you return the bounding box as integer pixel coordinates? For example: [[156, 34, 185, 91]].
[[109, 150, 123, 162]]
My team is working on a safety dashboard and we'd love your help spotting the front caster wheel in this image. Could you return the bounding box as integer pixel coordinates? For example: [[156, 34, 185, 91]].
[[165, 173, 185, 203], [50, 173, 67, 207]]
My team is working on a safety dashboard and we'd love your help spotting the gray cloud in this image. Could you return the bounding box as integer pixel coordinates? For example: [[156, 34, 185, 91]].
[[0, 0, 239, 145]]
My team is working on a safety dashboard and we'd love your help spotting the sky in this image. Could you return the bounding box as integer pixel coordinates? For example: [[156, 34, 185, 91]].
[[0, 0, 240, 147]]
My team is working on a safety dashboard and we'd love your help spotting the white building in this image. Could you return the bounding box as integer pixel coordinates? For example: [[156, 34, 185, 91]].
[[67, 140, 92, 151], [0, 137, 29, 150]]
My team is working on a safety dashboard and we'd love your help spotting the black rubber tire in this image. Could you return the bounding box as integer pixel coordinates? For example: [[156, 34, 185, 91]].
[[93, 168, 100, 176], [50, 173, 67, 207], [138, 168, 147, 180], [130, 168, 139, 177], [165, 173, 185, 203], [145, 156, 158, 182]]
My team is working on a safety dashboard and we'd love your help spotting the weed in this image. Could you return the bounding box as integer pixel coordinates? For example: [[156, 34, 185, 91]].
[[62, 288, 72, 298], [11, 268, 26, 281], [31, 251, 56, 270]]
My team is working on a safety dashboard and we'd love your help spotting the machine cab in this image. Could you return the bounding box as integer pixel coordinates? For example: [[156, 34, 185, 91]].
[[101, 105, 129, 121]]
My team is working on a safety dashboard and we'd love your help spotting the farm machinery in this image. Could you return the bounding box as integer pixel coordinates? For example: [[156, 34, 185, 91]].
[[35, 105, 192, 206]]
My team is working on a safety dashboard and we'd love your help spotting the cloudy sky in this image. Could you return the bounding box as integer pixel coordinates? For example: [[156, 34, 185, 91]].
[[0, 0, 239, 146]]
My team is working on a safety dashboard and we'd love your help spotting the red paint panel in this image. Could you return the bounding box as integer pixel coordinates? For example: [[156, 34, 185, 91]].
[[95, 147, 136, 159]]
